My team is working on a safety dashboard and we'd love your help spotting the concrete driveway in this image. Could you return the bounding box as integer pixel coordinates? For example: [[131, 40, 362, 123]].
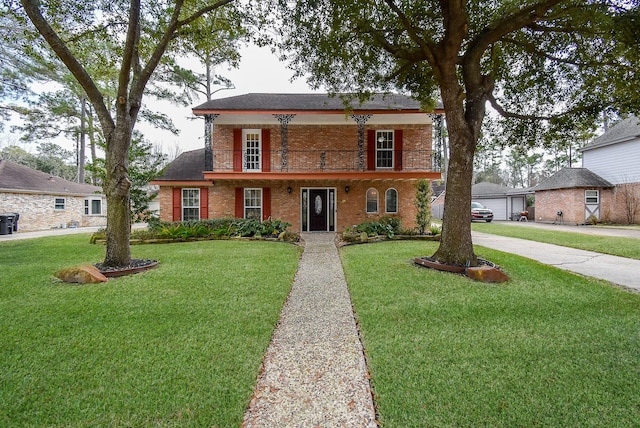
[[473, 221, 640, 292]]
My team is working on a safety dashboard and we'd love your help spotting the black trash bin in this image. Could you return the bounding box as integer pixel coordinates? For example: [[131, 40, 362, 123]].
[[12, 212, 19, 231], [0, 214, 15, 235]]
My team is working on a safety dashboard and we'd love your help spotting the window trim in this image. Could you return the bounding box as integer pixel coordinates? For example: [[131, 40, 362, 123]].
[[54, 197, 65, 210], [366, 188, 379, 214], [182, 188, 200, 221], [585, 189, 599, 204], [385, 188, 398, 214], [243, 129, 262, 172], [84, 197, 103, 216], [375, 130, 394, 169], [244, 188, 263, 220]]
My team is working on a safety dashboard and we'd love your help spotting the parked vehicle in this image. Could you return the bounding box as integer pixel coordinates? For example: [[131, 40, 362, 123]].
[[471, 201, 494, 222]]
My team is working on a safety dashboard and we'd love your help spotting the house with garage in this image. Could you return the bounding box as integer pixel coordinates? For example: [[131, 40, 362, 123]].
[[431, 181, 533, 221], [152, 93, 443, 232], [0, 159, 106, 231], [534, 116, 640, 225]]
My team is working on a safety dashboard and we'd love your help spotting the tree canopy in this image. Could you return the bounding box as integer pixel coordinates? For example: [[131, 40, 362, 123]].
[[264, 0, 640, 264]]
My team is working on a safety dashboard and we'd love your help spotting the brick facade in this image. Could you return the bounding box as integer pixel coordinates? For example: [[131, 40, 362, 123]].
[[159, 179, 424, 232], [535, 187, 611, 224], [157, 121, 435, 232], [0, 191, 107, 231], [535, 183, 640, 225]]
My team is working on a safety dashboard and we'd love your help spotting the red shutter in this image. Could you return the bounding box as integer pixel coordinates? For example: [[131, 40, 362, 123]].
[[394, 129, 403, 171], [367, 129, 376, 170], [235, 187, 244, 218], [172, 188, 181, 221], [199, 187, 208, 219], [233, 128, 242, 172], [262, 129, 271, 172], [262, 187, 271, 221]]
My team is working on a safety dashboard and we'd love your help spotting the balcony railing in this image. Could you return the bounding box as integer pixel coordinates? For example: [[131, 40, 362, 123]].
[[209, 149, 438, 172]]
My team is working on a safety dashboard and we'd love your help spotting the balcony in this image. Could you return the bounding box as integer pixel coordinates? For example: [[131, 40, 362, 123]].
[[203, 149, 441, 181]]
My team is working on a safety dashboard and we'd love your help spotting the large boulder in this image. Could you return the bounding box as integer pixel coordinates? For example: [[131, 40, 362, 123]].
[[55, 264, 108, 284]]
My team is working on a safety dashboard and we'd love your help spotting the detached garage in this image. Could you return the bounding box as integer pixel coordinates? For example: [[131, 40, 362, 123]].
[[472, 182, 533, 221]]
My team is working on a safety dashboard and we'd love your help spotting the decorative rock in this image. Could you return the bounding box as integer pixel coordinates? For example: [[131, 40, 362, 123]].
[[55, 264, 108, 284], [466, 265, 509, 283]]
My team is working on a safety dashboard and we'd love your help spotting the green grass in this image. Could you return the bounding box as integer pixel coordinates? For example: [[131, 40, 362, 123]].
[[341, 241, 640, 427], [472, 222, 640, 260], [0, 235, 301, 427]]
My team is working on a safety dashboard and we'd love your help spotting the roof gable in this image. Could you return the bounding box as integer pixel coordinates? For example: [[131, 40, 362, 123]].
[[535, 167, 613, 191], [0, 159, 102, 195]]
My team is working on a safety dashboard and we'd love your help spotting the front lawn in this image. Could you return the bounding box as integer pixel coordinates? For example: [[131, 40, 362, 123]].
[[0, 235, 301, 427], [341, 241, 640, 427], [472, 222, 640, 260]]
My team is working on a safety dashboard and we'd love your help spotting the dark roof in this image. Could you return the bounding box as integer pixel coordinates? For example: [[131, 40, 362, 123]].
[[472, 181, 510, 196], [534, 167, 613, 191], [155, 149, 205, 181], [0, 159, 102, 195], [193, 93, 438, 113], [581, 116, 640, 152]]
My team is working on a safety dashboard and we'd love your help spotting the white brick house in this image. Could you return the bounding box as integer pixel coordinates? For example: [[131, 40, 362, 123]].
[[0, 159, 106, 232]]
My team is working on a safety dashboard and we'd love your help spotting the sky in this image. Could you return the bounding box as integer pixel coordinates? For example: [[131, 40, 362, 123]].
[[1, 42, 321, 157], [140, 43, 322, 156]]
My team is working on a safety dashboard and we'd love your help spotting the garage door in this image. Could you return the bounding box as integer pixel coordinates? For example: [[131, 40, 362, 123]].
[[475, 198, 508, 220]]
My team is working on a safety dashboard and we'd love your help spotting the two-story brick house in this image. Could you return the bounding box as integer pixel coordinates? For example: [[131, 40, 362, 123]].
[[152, 93, 442, 232]]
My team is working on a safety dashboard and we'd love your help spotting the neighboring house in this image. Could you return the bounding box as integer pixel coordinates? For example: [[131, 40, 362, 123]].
[[534, 167, 613, 224], [431, 181, 532, 221], [152, 93, 443, 232], [580, 116, 640, 224], [534, 116, 640, 224], [0, 159, 106, 231]]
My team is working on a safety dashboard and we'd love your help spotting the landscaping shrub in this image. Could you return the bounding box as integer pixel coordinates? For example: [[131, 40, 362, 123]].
[[351, 216, 402, 239], [92, 218, 293, 244]]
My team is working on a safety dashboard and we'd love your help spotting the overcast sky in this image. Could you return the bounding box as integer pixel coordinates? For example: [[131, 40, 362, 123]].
[[1, 42, 321, 157]]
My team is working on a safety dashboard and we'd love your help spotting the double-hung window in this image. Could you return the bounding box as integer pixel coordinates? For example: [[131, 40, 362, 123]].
[[244, 188, 262, 220], [84, 198, 103, 215], [182, 188, 200, 221], [243, 129, 262, 171], [376, 130, 394, 169], [54, 198, 65, 210]]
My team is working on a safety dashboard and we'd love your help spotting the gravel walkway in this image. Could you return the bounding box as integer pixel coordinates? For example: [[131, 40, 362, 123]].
[[242, 233, 377, 428]]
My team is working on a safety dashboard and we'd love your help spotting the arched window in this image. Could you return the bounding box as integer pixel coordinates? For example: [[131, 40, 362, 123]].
[[385, 188, 398, 213], [366, 188, 378, 213]]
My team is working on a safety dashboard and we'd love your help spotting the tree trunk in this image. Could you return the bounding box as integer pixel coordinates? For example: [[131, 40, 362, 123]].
[[431, 80, 479, 266], [103, 126, 132, 267]]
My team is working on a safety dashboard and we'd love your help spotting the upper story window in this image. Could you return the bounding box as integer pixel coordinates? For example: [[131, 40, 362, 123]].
[[366, 188, 378, 213], [54, 198, 65, 210], [385, 188, 398, 213], [244, 188, 262, 220], [585, 190, 599, 204], [182, 188, 200, 221], [84, 198, 103, 215], [243, 129, 262, 172], [376, 130, 394, 169]]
